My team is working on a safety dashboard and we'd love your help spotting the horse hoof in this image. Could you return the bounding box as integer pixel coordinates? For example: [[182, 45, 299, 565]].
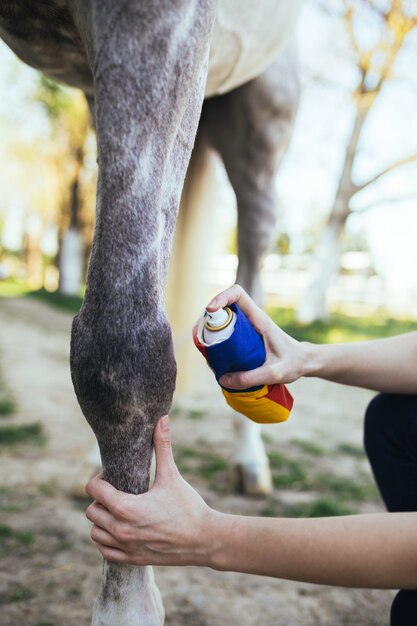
[[231, 462, 272, 496]]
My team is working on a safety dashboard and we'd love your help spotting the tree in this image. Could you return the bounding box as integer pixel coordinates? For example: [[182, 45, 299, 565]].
[[298, 0, 417, 323], [35, 76, 95, 295]]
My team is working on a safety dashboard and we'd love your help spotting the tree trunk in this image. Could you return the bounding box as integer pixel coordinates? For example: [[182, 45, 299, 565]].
[[58, 155, 84, 296], [297, 106, 367, 322], [59, 227, 84, 296]]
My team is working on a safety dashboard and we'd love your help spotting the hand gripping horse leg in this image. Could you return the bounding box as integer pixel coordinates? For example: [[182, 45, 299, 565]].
[[201, 46, 300, 495], [70, 2, 217, 624]]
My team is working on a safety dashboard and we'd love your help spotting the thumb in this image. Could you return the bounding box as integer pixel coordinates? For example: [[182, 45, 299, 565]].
[[154, 415, 177, 482]]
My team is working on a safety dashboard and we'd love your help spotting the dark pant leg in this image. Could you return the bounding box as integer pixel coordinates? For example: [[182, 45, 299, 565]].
[[364, 393, 417, 626]]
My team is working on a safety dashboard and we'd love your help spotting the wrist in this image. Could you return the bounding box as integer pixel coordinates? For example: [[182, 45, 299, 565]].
[[299, 341, 323, 378], [204, 510, 241, 571]]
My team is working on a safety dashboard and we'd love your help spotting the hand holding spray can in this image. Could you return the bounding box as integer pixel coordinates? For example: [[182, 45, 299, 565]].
[[193, 304, 293, 424]]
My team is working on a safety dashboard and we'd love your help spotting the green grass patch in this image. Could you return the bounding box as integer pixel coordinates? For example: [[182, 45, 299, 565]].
[[170, 404, 181, 417], [286, 496, 356, 518], [268, 451, 309, 489], [198, 455, 228, 480], [0, 395, 16, 417], [0, 278, 31, 298], [30, 288, 83, 314], [314, 473, 377, 502], [0, 582, 34, 604], [0, 373, 16, 417], [187, 409, 205, 420], [337, 442, 366, 458], [292, 439, 326, 457], [0, 486, 38, 513], [0, 421, 46, 446], [0, 522, 35, 558], [0, 278, 84, 313], [259, 500, 279, 517], [267, 306, 417, 344], [174, 444, 229, 491]]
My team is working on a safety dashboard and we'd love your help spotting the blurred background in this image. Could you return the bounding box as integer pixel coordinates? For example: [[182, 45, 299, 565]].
[[1, 1, 417, 625], [1, 0, 417, 324]]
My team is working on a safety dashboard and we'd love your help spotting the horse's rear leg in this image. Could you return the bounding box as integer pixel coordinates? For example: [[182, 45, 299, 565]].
[[70, 2, 216, 624], [201, 47, 299, 495]]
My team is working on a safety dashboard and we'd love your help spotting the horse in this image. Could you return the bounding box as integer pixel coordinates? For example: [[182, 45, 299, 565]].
[[0, 1, 301, 624]]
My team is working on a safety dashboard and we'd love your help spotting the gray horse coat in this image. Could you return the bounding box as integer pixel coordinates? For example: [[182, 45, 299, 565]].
[[0, 1, 301, 623]]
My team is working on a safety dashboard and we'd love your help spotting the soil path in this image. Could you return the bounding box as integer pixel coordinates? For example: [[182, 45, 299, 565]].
[[0, 296, 394, 625]]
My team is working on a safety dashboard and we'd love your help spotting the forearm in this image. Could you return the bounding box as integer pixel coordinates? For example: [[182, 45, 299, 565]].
[[208, 511, 417, 589], [302, 332, 417, 393]]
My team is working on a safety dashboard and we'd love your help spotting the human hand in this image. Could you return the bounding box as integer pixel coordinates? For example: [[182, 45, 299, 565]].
[[86, 416, 220, 567], [205, 284, 308, 389]]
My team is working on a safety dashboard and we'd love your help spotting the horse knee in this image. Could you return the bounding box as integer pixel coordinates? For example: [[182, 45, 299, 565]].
[[70, 311, 177, 432]]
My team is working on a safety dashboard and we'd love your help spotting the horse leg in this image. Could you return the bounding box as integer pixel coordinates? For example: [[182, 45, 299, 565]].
[[201, 46, 299, 495], [70, 2, 217, 624]]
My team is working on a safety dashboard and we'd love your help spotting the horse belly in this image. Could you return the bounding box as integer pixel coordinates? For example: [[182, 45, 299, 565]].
[[0, 1, 93, 94], [206, 0, 302, 97]]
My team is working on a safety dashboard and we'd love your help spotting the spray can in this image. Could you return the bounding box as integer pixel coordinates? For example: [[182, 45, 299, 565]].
[[193, 303, 293, 424], [203, 307, 237, 344]]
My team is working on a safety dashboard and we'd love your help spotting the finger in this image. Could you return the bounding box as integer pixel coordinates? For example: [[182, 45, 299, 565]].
[[86, 500, 117, 533], [206, 284, 245, 310], [153, 415, 177, 482], [86, 474, 125, 514], [206, 284, 270, 333], [91, 524, 121, 550], [95, 543, 131, 564], [219, 364, 278, 389]]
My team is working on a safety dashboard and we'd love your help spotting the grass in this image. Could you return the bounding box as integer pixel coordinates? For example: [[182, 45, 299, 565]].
[[174, 444, 229, 491], [268, 451, 308, 489], [0, 278, 83, 314], [0, 421, 46, 446], [0, 522, 35, 558], [0, 583, 34, 605], [337, 442, 366, 458], [285, 496, 356, 518], [30, 288, 83, 314], [0, 278, 30, 298], [263, 436, 377, 508], [292, 439, 326, 457], [260, 496, 356, 518], [0, 374, 16, 417], [266, 306, 417, 344], [0, 487, 38, 513], [314, 473, 377, 501], [0, 394, 16, 417], [2, 277, 417, 336], [187, 409, 205, 420]]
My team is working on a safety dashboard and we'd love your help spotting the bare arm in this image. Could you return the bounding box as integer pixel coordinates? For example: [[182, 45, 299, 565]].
[[302, 333, 417, 393], [206, 285, 417, 394], [212, 510, 417, 589], [86, 417, 417, 589]]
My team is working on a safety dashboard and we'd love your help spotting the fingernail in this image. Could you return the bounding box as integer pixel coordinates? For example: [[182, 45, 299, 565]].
[[160, 415, 169, 431]]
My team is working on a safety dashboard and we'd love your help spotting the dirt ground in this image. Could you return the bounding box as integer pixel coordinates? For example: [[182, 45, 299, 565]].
[[0, 296, 395, 626]]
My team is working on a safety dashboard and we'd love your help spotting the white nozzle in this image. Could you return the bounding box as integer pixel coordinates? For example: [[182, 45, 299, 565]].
[[204, 308, 229, 328]]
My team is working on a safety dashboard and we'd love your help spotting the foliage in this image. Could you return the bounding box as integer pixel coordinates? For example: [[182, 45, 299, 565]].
[[30, 288, 83, 314], [298, 0, 417, 322], [268, 305, 417, 344], [0, 422, 46, 446], [0, 278, 84, 312], [285, 496, 355, 518]]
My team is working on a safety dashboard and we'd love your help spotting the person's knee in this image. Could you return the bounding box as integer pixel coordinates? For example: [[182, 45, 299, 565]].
[[391, 590, 417, 626]]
